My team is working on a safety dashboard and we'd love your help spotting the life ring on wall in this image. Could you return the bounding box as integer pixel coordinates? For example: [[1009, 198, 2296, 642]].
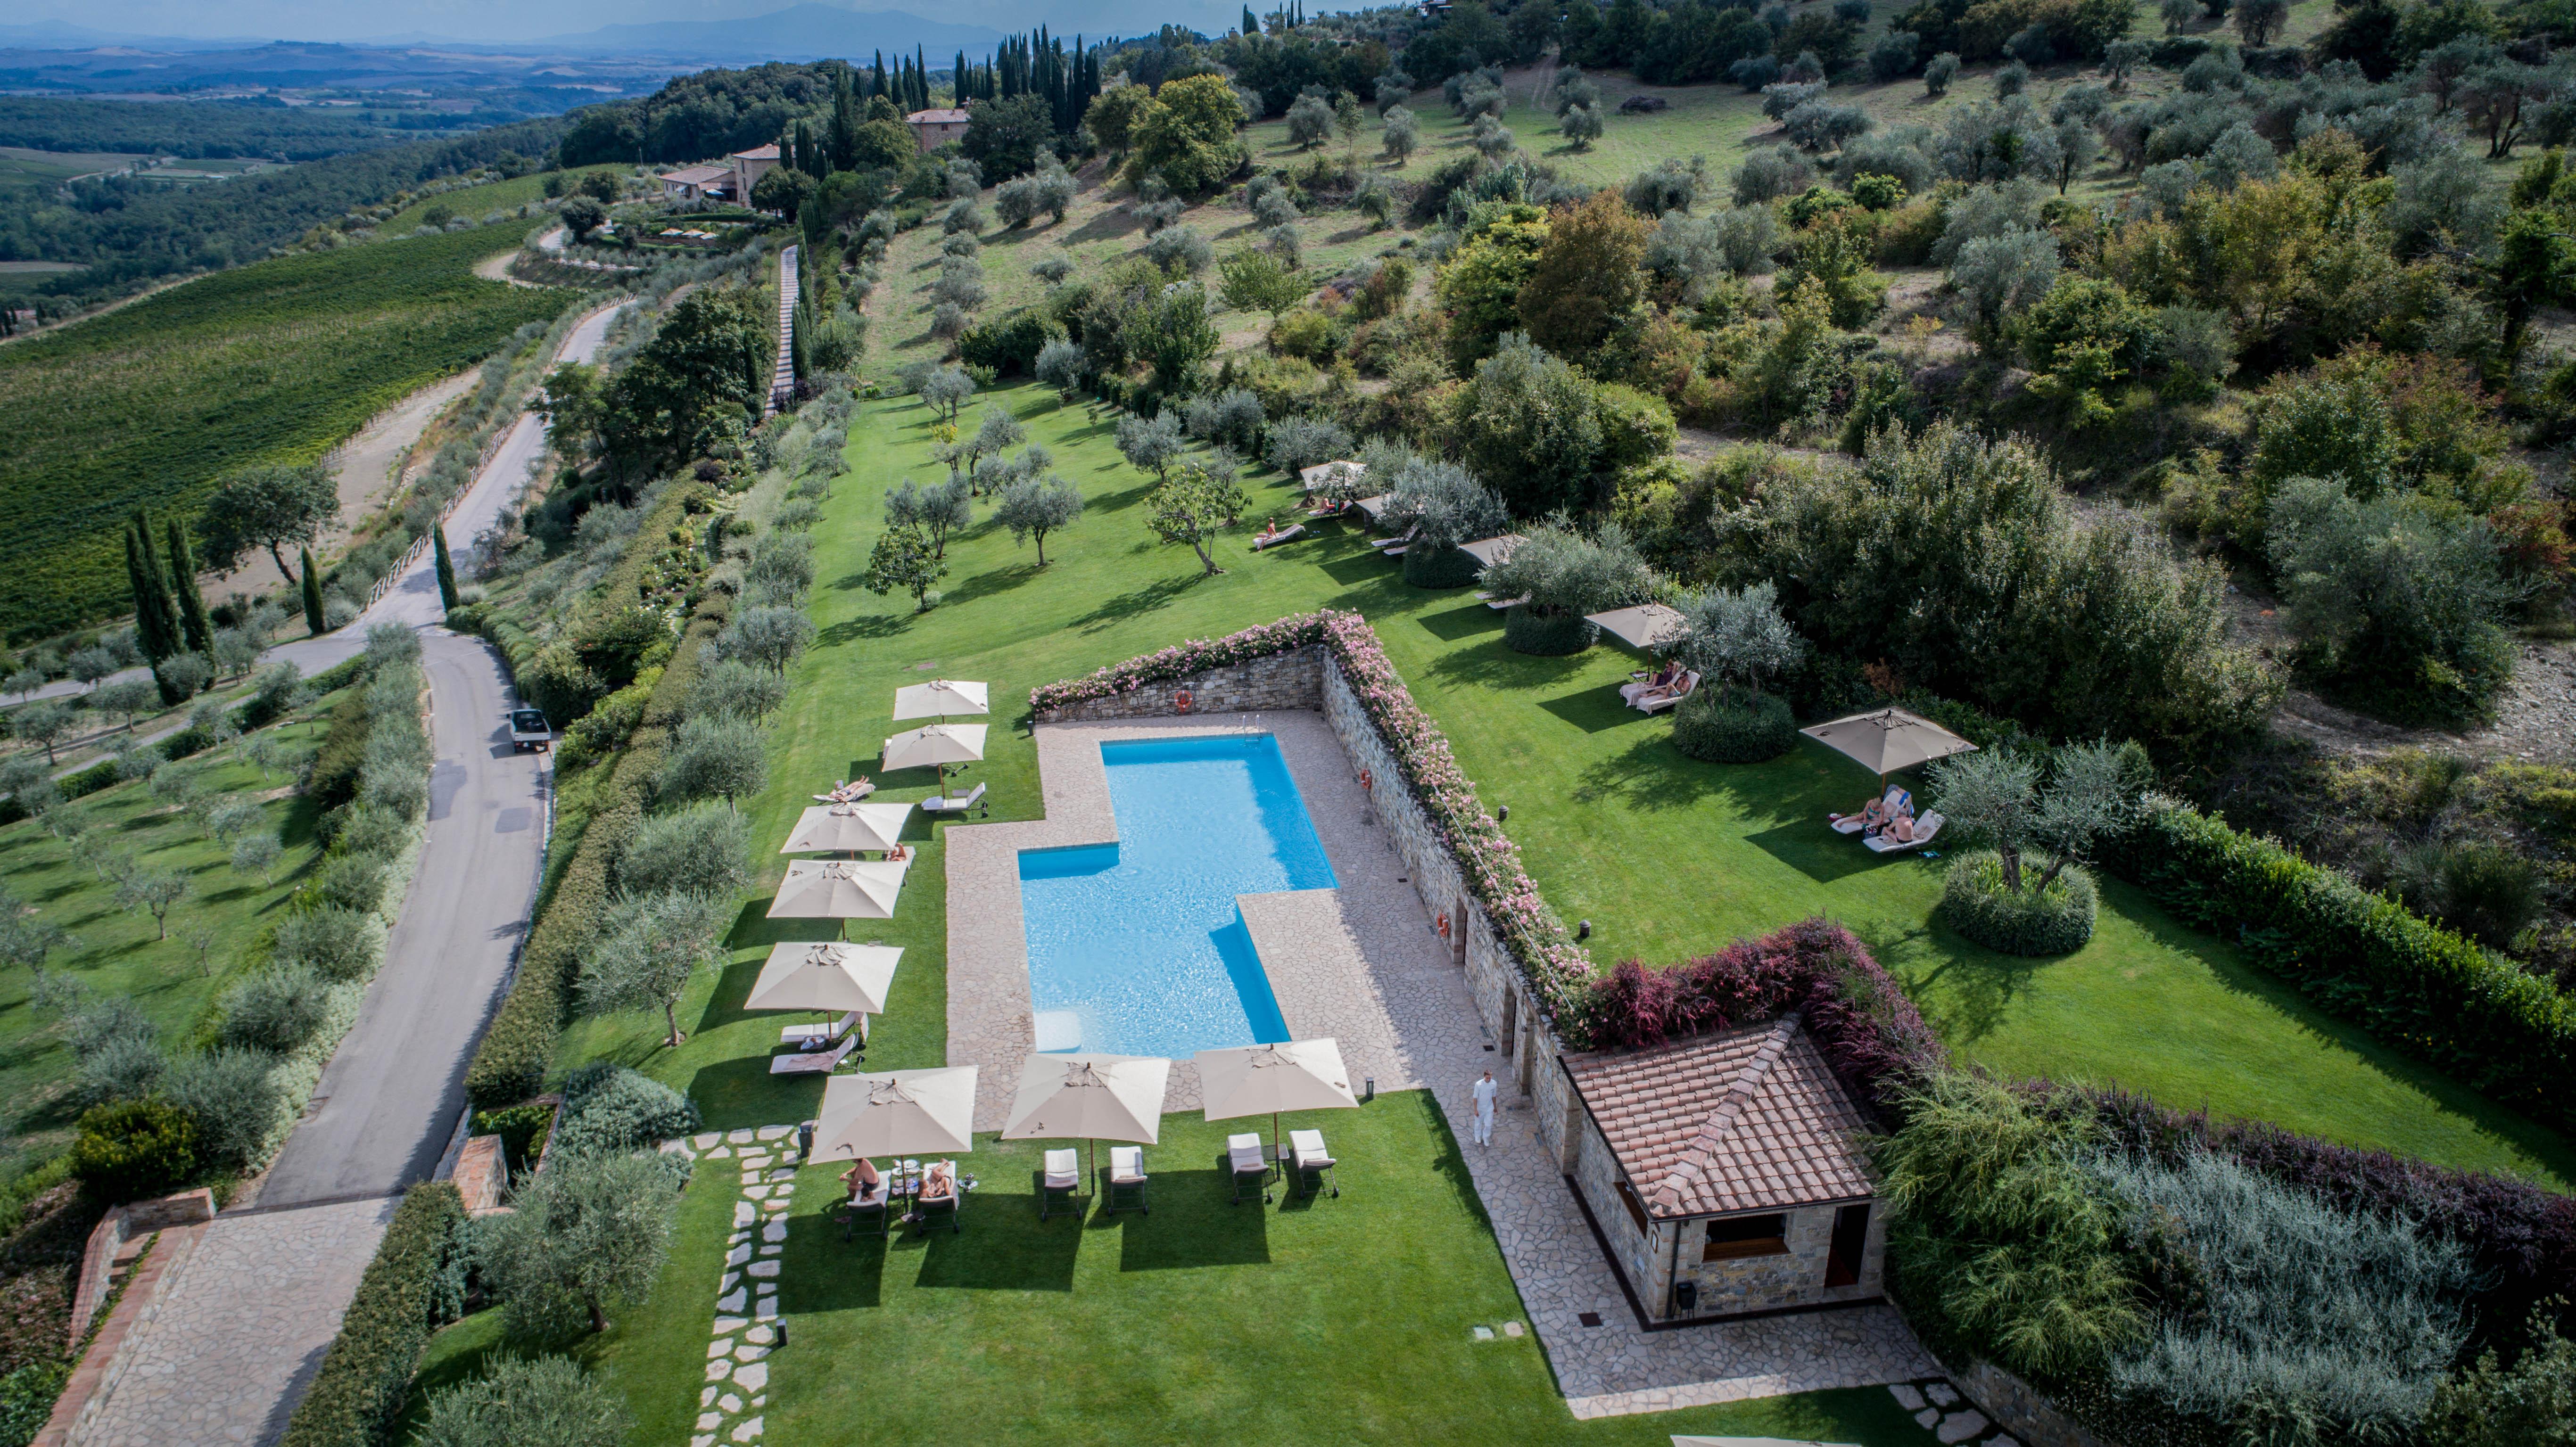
[[1175, 690, 1193, 714], [1358, 768, 1374, 792], [1437, 912, 1450, 939]]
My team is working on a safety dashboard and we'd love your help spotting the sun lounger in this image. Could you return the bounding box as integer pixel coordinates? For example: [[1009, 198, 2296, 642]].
[[1105, 1145, 1149, 1215], [1371, 525, 1419, 552], [1863, 810, 1944, 854], [1830, 786, 1910, 834], [1636, 671, 1701, 714], [922, 781, 987, 814], [811, 781, 876, 804], [1040, 1148, 1081, 1220], [1289, 1128, 1340, 1199], [1228, 1132, 1273, 1205], [1477, 592, 1529, 610], [910, 1160, 963, 1235], [768, 1034, 859, 1075], [1251, 524, 1306, 551], [840, 1176, 895, 1241], [779, 1011, 861, 1051]]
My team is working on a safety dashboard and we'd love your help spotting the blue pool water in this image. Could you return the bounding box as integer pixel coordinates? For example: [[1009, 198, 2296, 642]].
[[1018, 734, 1336, 1059]]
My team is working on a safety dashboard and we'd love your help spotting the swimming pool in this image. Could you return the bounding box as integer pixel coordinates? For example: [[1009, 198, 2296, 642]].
[[1018, 734, 1336, 1059]]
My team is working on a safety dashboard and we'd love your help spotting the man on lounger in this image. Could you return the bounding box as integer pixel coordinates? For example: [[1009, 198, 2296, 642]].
[[1832, 794, 1893, 833]]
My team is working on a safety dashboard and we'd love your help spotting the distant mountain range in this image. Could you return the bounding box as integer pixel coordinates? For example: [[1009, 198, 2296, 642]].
[[531, 4, 1003, 58]]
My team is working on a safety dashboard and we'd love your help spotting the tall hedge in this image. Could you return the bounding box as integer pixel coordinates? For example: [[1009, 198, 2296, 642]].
[[2101, 798, 2576, 1132], [461, 590, 727, 1110], [276, 1182, 468, 1447]]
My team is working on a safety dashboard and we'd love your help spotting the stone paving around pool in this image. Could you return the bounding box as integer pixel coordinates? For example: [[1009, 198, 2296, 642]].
[[940, 709, 1943, 1417]]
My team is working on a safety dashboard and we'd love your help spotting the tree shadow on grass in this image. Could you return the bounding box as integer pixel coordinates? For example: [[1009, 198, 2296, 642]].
[[1115, 1162, 1272, 1270], [1071, 571, 1209, 633], [1422, 641, 1591, 695], [1061, 207, 1142, 247], [1861, 916, 2040, 1050], [1413, 600, 1506, 641], [941, 564, 1038, 608], [818, 613, 915, 648], [786, 1201, 889, 1310]]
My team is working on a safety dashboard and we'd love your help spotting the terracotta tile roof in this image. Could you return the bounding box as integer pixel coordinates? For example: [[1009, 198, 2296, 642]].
[[659, 165, 732, 185], [731, 143, 781, 160], [907, 108, 972, 125], [1562, 1015, 1874, 1219]]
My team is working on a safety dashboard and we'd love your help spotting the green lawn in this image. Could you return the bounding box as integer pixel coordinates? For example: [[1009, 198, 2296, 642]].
[[520, 375, 2571, 1440], [0, 709, 331, 1168]]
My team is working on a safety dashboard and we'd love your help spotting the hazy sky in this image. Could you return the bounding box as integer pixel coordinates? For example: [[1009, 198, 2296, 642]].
[[17, 0, 1230, 43]]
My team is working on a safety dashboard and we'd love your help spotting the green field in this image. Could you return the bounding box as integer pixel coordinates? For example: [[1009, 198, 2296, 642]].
[[377, 167, 615, 235], [0, 225, 569, 641], [0, 710, 331, 1169]]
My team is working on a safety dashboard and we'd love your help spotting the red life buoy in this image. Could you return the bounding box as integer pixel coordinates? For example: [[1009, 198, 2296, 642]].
[[1437, 912, 1450, 939], [1175, 690, 1193, 714], [1359, 768, 1374, 791]]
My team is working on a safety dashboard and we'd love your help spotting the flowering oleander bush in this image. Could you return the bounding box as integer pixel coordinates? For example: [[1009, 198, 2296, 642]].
[[1032, 609, 1603, 1033]]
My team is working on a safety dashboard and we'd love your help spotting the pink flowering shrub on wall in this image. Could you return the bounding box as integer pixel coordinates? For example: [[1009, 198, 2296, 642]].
[[1032, 609, 1602, 1034]]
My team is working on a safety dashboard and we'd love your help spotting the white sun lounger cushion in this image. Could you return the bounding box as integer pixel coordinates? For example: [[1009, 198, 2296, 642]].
[[1227, 1133, 1266, 1171], [924, 781, 987, 813], [1042, 1149, 1079, 1189], [1863, 811, 1944, 853], [779, 1011, 860, 1046], [769, 1034, 858, 1075], [1290, 1129, 1335, 1169], [1108, 1146, 1147, 1184]]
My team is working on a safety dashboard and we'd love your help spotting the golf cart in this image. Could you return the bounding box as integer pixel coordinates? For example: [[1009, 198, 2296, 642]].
[[509, 708, 553, 752]]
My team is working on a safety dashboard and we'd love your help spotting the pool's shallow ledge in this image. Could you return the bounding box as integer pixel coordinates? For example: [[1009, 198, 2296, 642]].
[[944, 710, 1449, 1131]]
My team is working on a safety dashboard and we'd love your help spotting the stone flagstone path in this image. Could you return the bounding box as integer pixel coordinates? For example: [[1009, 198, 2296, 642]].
[[662, 1126, 799, 1447]]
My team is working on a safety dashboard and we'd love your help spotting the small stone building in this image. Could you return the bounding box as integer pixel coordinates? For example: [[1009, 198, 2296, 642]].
[[730, 143, 781, 203], [905, 107, 973, 153], [1559, 1014, 1886, 1323], [657, 164, 733, 203]]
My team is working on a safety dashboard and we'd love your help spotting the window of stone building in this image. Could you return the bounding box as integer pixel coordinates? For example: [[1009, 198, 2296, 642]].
[[1702, 1212, 1789, 1261]]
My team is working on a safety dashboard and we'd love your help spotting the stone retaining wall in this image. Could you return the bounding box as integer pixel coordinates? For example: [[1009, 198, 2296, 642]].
[[64, 1191, 213, 1353], [1958, 1361, 2113, 1447], [1032, 648, 1323, 723]]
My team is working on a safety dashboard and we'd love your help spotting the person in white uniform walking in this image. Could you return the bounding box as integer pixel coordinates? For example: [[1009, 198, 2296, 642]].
[[1472, 1069, 1498, 1147]]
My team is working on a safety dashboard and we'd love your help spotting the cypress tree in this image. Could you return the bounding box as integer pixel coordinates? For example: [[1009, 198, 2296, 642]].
[[129, 513, 180, 662], [433, 525, 460, 613], [124, 525, 173, 663], [300, 546, 328, 635], [165, 518, 214, 657]]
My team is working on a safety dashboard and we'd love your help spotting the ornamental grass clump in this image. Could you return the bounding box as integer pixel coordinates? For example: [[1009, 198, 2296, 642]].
[[1930, 740, 2138, 955]]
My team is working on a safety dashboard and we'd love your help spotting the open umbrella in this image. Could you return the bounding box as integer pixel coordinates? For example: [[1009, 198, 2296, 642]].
[[1799, 707, 1977, 782], [882, 722, 987, 780], [813, 1066, 978, 1161], [780, 801, 914, 855], [892, 679, 990, 720], [1585, 603, 1688, 651], [744, 940, 899, 1015], [999, 1052, 1172, 1193], [767, 858, 909, 936], [1196, 1038, 1357, 1165], [1457, 534, 1525, 569]]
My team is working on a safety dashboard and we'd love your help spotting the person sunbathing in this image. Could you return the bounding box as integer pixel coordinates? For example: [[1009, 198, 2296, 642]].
[[1831, 795, 1892, 831], [840, 1157, 883, 1208], [819, 777, 873, 803], [1868, 798, 1916, 840], [1620, 663, 1681, 707], [903, 1161, 958, 1222]]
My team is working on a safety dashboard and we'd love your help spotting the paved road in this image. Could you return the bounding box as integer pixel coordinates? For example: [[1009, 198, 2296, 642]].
[[66, 298, 627, 1447]]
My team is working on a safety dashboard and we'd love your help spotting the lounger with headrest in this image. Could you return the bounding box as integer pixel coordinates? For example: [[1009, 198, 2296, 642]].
[[768, 1034, 859, 1075], [1227, 1132, 1272, 1205], [840, 1175, 895, 1241], [1637, 672, 1701, 714], [1251, 525, 1306, 551], [779, 1011, 861, 1050], [812, 781, 875, 804], [1105, 1145, 1149, 1215], [912, 1160, 963, 1234], [1478, 592, 1529, 610], [922, 781, 987, 814], [1830, 785, 1910, 835], [1864, 810, 1945, 853], [1289, 1128, 1339, 1199], [1039, 1148, 1081, 1219], [1371, 525, 1419, 552]]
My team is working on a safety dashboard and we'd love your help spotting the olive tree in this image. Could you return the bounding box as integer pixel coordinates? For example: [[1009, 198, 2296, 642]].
[[655, 715, 767, 811], [1929, 740, 2132, 896], [1115, 409, 1188, 482], [414, 1354, 631, 1447], [993, 474, 1085, 566], [1146, 463, 1247, 576], [1674, 582, 1804, 702], [577, 889, 730, 1047], [616, 805, 752, 897], [478, 1146, 684, 1335]]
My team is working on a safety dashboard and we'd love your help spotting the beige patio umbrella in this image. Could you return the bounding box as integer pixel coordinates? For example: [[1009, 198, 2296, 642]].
[[882, 722, 987, 780], [744, 940, 900, 1016], [780, 801, 915, 855], [1586, 603, 1688, 651], [1348, 493, 1394, 522], [1798, 706, 1977, 782], [813, 1066, 979, 1161], [1298, 459, 1366, 492], [1457, 534, 1525, 569], [1196, 1038, 1357, 1164], [1000, 1052, 1172, 1190], [892, 678, 990, 720], [766, 857, 910, 936]]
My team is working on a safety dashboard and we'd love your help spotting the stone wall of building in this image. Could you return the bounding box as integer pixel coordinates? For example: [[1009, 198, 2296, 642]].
[[1033, 648, 1324, 724]]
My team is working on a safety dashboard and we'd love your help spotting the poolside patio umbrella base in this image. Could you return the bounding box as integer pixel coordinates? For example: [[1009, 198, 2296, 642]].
[[999, 1052, 1172, 1199]]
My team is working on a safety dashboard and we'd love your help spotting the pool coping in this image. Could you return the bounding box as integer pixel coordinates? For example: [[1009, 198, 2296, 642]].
[[943, 710, 1438, 1132]]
